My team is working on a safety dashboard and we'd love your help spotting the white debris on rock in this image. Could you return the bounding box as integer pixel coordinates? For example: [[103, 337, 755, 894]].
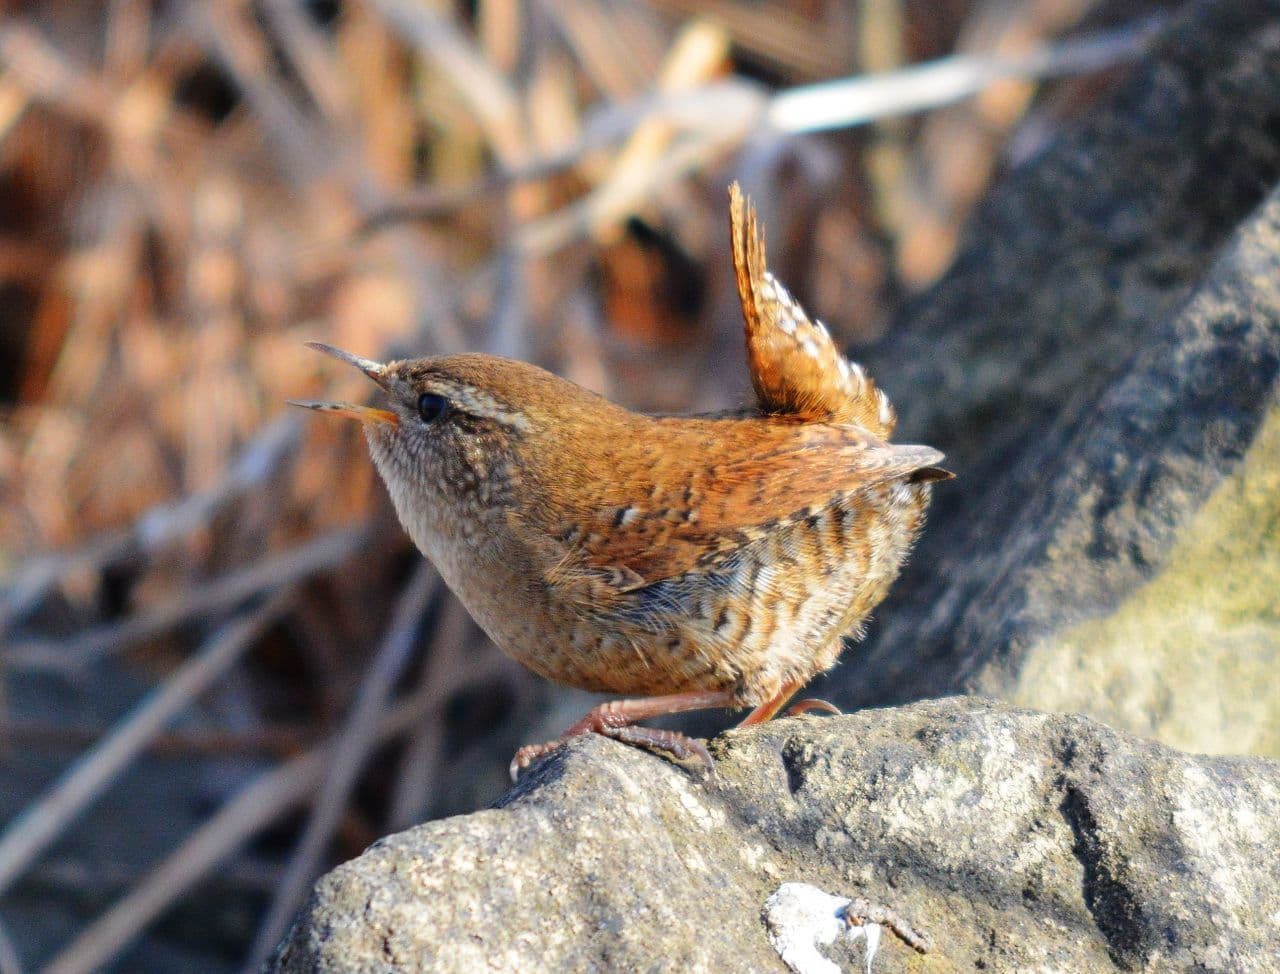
[[763, 882, 882, 974]]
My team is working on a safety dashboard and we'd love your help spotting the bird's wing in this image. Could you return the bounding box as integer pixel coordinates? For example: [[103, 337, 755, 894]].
[[730, 182, 896, 437], [510, 426, 944, 606]]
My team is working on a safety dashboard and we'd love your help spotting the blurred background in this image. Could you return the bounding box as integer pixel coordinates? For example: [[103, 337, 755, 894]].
[[0, 1, 1167, 971]]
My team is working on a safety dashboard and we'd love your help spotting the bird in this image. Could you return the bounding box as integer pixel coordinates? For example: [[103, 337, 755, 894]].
[[292, 183, 950, 780]]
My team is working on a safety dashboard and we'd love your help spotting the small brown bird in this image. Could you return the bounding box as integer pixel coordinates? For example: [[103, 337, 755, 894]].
[[293, 184, 950, 779]]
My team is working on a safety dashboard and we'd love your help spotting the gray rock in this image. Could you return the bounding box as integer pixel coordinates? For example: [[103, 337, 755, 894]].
[[268, 698, 1280, 973], [831, 0, 1280, 757]]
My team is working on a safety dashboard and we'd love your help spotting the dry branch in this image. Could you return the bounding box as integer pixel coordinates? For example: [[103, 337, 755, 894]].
[[0, 593, 292, 898]]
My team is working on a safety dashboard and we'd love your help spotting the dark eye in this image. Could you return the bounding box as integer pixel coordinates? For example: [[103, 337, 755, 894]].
[[417, 392, 450, 424]]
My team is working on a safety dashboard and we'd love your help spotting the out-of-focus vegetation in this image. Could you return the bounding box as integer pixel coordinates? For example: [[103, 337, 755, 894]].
[[0, 1, 1163, 971]]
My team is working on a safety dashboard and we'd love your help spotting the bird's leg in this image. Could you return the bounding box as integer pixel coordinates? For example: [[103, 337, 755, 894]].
[[510, 688, 735, 780], [739, 678, 841, 726]]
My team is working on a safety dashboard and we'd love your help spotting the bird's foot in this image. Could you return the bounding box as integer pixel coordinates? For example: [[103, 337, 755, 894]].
[[510, 716, 712, 781], [783, 698, 841, 718], [509, 690, 731, 781], [607, 724, 713, 769]]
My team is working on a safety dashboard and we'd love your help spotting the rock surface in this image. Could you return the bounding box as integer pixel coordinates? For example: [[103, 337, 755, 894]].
[[827, 0, 1280, 757], [269, 698, 1280, 973]]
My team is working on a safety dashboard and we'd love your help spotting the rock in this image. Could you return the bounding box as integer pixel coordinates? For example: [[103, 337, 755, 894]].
[[829, 0, 1280, 757], [268, 698, 1280, 973]]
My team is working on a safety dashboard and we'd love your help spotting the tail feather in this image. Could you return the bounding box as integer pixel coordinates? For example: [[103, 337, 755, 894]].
[[729, 182, 896, 438]]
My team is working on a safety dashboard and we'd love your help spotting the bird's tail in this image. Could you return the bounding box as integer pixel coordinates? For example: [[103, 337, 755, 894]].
[[730, 182, 896, 438]]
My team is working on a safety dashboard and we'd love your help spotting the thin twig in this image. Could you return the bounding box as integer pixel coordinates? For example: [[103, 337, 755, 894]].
[[386, 597, 474, 830], [242, 564, 440, 970], [0, 917, 22, 974], [0, 71, 31, 147], [485, 242, 528, 360], [0, 416, 299, 633], [366, 19, 1157, 235], [767, 18, 1161, 134], [361, 81, 762, 229], [515, 127, 742, 256], [260, 0, 350, 123], [648, 0, 854, 79], [4, 527, 364, 672], [543, 0, 659, 98], [39, 746, 328, 974], [0, 22, 117, 121], [0, 720, 312, 758], [0, 19, 205, 147], [30, 856, 282, 896], [182, 0, 323, 181], [369, 0, 526, 165], [189, 0, 467, 357], [0, 592, 292, 898], [385, 704, 444, 831], [37, 677, 448, 974]]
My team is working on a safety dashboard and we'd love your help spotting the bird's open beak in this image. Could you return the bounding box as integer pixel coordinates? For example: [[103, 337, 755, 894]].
[[290, 342, 399, 427], [288, 399, 398, 426]]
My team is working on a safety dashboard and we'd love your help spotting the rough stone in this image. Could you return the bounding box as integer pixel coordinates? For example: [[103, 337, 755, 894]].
[[269, 699, 1280, 973]]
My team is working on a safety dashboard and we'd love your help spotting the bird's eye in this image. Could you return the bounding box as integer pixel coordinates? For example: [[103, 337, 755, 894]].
[[417, 392, 450, 424]]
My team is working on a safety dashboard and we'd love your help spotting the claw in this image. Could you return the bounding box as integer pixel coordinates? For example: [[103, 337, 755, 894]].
[[509, 689, 734, 781], [784, 698, 841, 718], [607, 724, 714, 773], [510, 745, 550, 782], [509, 725, 714, 781]]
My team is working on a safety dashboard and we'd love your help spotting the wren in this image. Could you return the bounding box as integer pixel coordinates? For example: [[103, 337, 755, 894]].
[[293, 184, 950, 779]]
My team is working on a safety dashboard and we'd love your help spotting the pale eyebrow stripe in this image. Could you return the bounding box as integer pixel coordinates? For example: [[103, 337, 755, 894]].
[[420, 378, 530, 431]]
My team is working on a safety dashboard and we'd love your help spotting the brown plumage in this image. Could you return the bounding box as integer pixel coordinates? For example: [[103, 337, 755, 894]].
[[292, 183, 951, 778]]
